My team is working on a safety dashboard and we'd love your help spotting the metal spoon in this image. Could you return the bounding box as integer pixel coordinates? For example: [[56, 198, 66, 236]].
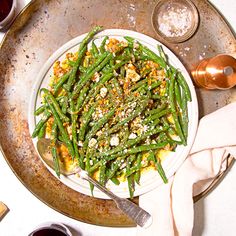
[[37, 138, 152, 228]]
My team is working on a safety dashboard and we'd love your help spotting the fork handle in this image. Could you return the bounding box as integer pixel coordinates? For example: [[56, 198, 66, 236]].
[[81, 171, 152, 228]]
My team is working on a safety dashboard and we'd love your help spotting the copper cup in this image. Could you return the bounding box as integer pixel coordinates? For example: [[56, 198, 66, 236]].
[[192, 54, 236, 90]]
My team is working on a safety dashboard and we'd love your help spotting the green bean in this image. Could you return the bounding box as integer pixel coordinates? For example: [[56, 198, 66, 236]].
[[134, 171, 141, 185], [100, 36, 108, 53], [41, 88, 69, 123], [151, 94, 161, 100], [126, 156, 135, 199], [79, 65, 86, 73], [60, 96, 68, 114], [177, 72, 192, 102], [75, 82, 90, 111], [67, 60, 76, 67], [151, 118, 161, 127], [111, 77, 123, 97], [140, 46, 166, 68], [111, 177, 120, 185], [143, 108, 171, 125], [120, 66, 125, 78], [51, 121, 60, 177], [84, 150, 95, 194], [157, 45, 167, 70], [174, 81, 183, 110], [141, 68, 152, 78], [65, 46, 87, 91], [79, 26, 102, 52], [102, 64, 111, 73], [165, 79, 170, 96], [88, 160, 102, 173], [91, 40, 99, 57], [157, 45, 168, 63], [32, 110, 51, 138], [126, 153, 142, 178], [53, 72, 71, 95], [169, 73, 186, 145], [161, 116, 170, 127], [70, 100, 81, 163], [107, 160, 121, 180], [38, 123, 46, 138], [99, 160, 106, 186], [145, 103, 167, 116], [130, 78, 148, 91], [181, 90, 189, 139], [45, 96, 75, 159], [109, 58, 115, 67], [34, 105, 45, 116], [147, 80, 162, 90], [113, 59, 130, 71], [88, 153, 128, 173], [58, 135, 65, 143], [155, 157, 168, 184], [168, 127, 176, 135], [107, 141, 169, 159], [148, 151, 167, 183], [79, 104, 95, 141], [121, 126, 129, 145]]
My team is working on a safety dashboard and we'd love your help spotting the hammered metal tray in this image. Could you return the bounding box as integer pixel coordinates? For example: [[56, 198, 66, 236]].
[[0, 0, 235, 227]]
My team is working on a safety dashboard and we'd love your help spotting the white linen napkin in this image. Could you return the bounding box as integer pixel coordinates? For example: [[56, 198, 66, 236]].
[[137, 102, 236, 236]]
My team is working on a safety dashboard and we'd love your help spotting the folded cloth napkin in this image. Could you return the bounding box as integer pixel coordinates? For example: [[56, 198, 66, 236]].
[[137, 102, 236, 236]]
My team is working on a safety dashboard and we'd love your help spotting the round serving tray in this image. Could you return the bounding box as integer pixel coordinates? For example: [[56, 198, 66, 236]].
[[0, 0, 235, 227]]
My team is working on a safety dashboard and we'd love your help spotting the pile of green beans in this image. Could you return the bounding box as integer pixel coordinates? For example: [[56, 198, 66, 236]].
[[32, 26, 191, 198]]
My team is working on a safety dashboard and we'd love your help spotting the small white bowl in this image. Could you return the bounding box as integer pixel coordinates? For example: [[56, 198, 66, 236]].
[[0, 0, 17, 30], [152, 0, 199, 43]]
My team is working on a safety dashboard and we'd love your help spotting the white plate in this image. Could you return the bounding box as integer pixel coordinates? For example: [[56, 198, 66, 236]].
[[28, 29, 198, 199]]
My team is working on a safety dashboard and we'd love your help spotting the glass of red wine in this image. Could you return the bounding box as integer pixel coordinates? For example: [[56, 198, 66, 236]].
[[0, 0, 17, 30], [28, 222, 73, 236]]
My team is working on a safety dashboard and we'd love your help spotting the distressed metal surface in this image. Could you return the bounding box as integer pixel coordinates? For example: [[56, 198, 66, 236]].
[[0, 0, 235, 226]]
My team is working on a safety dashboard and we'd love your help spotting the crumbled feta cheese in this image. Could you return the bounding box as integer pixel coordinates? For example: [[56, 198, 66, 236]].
[[130, 101, 137, 109], [78, 141, 83, 147], [66, 125, 72, 135], [125, 63, 140, 82], [100, 87, 108, 98], [120, 162, 126, 169], [129, 133, 137, 139], [145, 139, 151, 144], [96, 130, 103, 137], [143, 125, 148, 132], [88, 138, 98, 148], [94, 72, 100, 82], [110, 135, 120, 146], [113, 70, 119, 76]]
